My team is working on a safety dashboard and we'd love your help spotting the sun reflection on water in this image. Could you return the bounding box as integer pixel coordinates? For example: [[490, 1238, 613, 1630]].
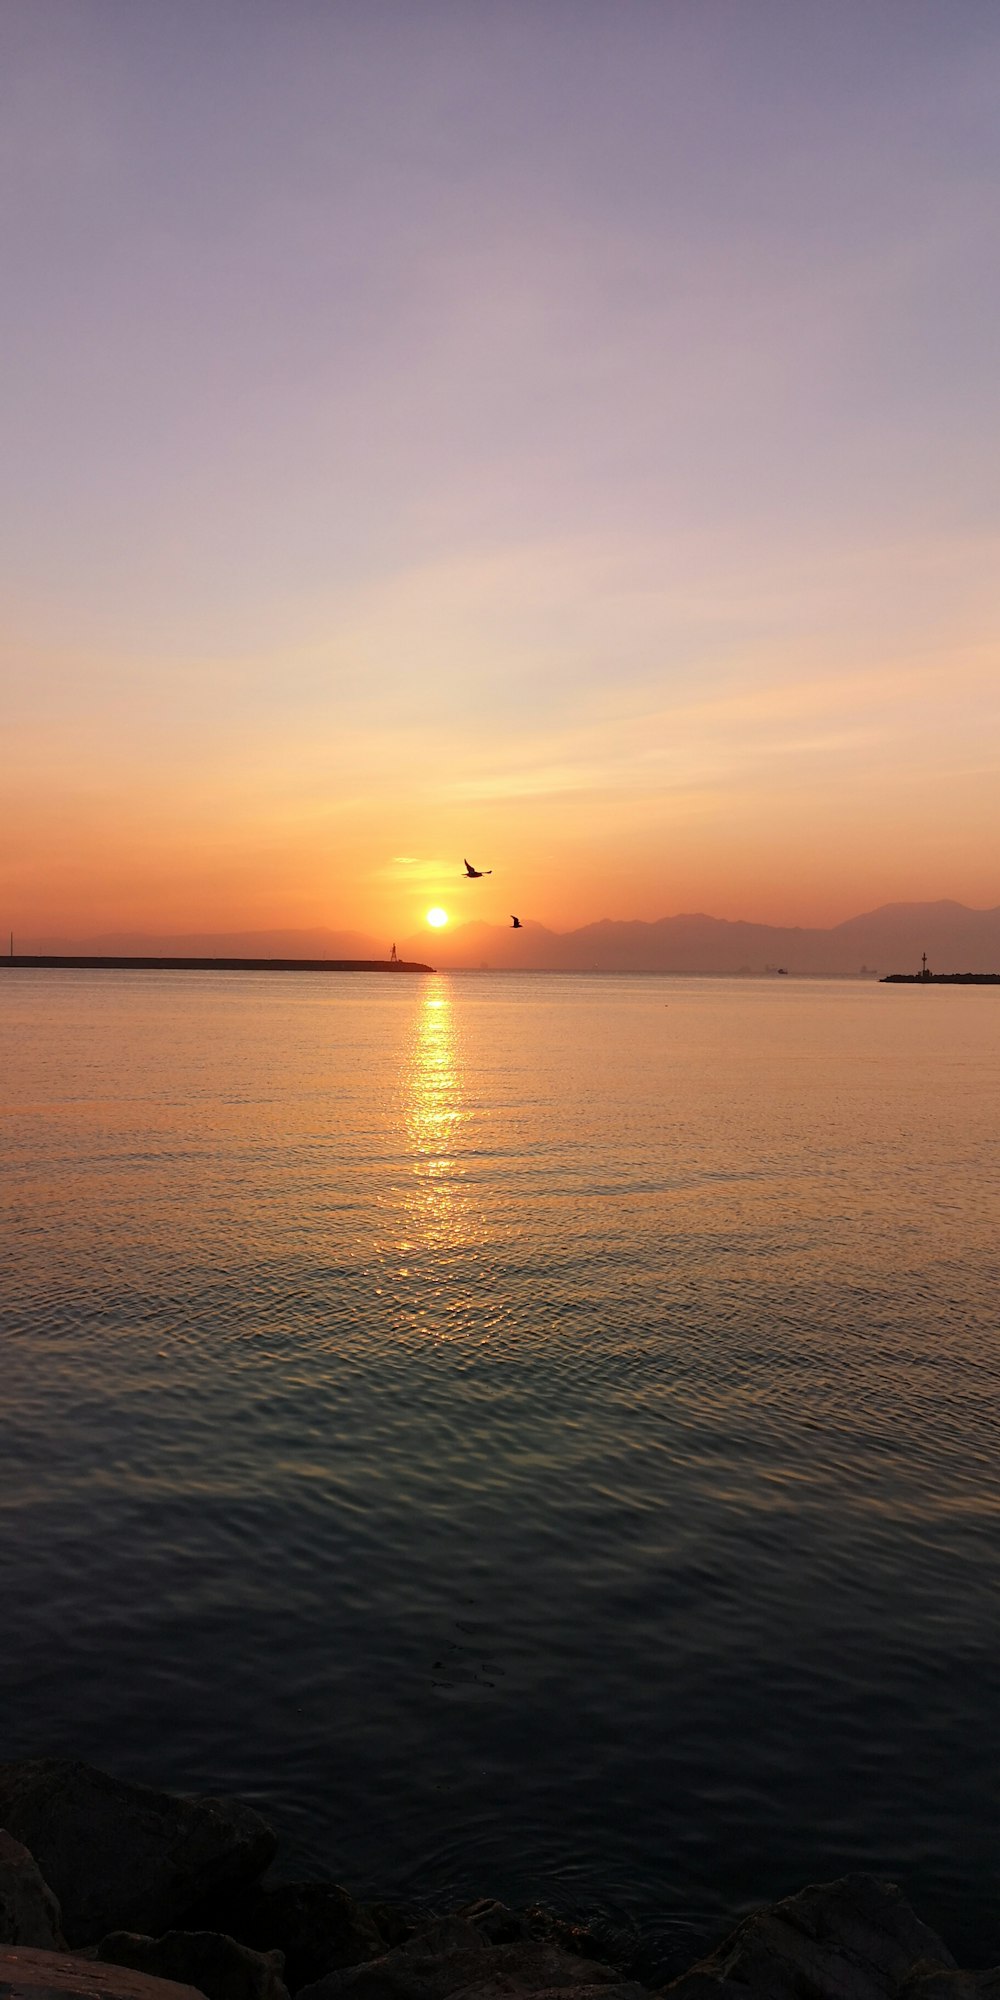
[[401, 980, 479, 1275]]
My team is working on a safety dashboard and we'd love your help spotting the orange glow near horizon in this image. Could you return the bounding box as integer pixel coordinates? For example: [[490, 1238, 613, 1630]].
[[3, 15, 998, 946], [6, 738, 1000, 950], [7, 648, 1000, 950]]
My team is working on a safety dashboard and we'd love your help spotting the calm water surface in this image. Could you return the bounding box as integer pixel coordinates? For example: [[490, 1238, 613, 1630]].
[[2, 972, 999, 1970]]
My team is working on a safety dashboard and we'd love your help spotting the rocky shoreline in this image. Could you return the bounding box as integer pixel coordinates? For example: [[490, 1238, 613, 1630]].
[[1, 1763, 996, 2000]]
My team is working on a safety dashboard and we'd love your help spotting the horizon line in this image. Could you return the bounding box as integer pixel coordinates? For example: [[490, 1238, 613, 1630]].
[[11, 892, 1000, 951]]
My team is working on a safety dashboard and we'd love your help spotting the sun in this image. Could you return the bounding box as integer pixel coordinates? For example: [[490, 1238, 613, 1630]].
[[426, 906, 449, 928]]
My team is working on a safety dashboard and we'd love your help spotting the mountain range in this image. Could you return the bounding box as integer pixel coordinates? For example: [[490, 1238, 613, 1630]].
[[25, 901, 1000, 975]]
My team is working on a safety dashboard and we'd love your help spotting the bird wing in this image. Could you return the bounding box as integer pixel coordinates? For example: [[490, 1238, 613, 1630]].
[[463, 858, 477, 875]]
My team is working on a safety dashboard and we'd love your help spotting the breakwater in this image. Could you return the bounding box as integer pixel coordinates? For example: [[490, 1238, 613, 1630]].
[[0, 957, 434, 974]]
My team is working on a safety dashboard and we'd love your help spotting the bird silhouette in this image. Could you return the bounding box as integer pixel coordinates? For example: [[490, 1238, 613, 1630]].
[[511, 916, 522, 929], [463, 858, 492, 877]]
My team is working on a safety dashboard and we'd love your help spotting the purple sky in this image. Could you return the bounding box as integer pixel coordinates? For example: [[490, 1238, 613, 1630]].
[[4, 2, 999, 936]]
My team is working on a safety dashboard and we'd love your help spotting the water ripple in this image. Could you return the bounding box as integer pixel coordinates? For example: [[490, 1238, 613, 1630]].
[[2, 971, 999, 1972]]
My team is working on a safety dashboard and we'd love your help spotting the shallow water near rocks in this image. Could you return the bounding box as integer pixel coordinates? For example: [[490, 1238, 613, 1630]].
[[2, 970, 999, 1974]]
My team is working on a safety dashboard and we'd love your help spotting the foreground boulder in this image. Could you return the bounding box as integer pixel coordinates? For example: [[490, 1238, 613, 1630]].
[[360, 1914, 416, 1957], [98, 1932, 288, 2000], [449, 1907, 531, 1950], [0, 1764, 275, 1948], [898, 1974, 1000, 2000], [664, 1874, 957, 2000], [296, 1916, 649, 2000], [0, 1832, 65, 1950], [195, 1885, 384, 1991], [0, 1943, 205, 2000]]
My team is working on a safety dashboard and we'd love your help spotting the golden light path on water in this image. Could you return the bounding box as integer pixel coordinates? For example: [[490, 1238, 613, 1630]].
[[398, 981, 482, 1327]]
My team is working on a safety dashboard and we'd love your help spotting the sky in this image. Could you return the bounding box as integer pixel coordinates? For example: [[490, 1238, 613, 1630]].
[[3, 0, 999, 945]]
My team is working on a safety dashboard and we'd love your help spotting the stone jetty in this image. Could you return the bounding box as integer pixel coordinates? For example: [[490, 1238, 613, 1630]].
[[2, 1762, 997, 2000], [0, 958, 434, 975]]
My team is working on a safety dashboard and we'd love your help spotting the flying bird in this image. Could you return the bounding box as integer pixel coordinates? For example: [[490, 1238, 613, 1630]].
[[511, 916, 522, 929], [463, 858, 492, 877]]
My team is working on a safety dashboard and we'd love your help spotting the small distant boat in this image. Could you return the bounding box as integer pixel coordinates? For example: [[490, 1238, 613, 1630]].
[[777, 966, 788, 975]]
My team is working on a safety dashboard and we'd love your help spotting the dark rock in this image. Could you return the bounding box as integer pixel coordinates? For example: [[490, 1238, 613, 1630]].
[[0, 1833, 65, 1951], [452, 1907, 531, 1949], [450, 1984, 646, 2000], [664, 1874, 956, 2000], [399, 1921, 488, 1964], [96, 1935, 286, 2000], [443, 1940, 629, 1995], [0, 1942, 206, 2000], [192, 1888, 384, 1992], [898, 1972, 1000, 2000], [296, 1926, 636, 2000], [520, 1914, 612, 1965], [360, 1918, 416, 1958], [0, 1764, 275, 1948]]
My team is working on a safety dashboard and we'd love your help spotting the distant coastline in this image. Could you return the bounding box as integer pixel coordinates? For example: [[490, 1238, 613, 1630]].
[[12, 900, 1000, 977], [0, 955, 435, 974]]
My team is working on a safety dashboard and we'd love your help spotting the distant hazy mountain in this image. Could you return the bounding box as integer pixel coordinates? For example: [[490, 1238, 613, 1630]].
[[24, 902, 1000, 975], [399, 901, 1000, 975]]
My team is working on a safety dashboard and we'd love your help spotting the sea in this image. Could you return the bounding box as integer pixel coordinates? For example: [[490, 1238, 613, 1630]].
[[2, 969, 999, 1974]]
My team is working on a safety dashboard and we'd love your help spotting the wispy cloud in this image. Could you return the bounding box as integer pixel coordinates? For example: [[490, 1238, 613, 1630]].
[[4, 5, 999, 932]]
